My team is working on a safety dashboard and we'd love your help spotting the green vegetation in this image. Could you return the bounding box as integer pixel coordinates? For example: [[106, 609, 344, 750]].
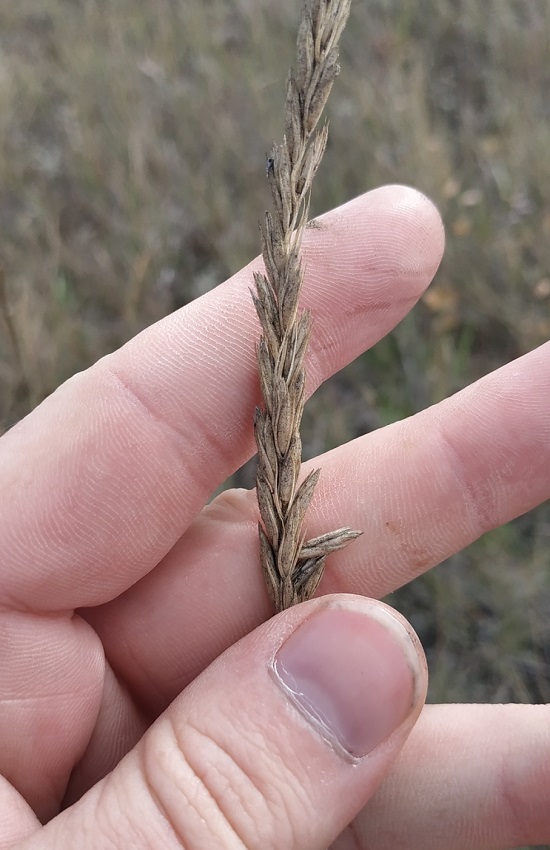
[[1, 0, 549, 719]]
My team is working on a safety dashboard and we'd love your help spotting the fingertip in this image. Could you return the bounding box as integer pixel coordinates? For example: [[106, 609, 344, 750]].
[[345, 183, 444, 247], [272, 594, 427, 760], [306, 184, 445, 311], [389, 184, 446, 275]]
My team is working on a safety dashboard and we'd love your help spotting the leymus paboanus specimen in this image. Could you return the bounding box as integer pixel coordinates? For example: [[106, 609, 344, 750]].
[[252, 0, 361, 613]]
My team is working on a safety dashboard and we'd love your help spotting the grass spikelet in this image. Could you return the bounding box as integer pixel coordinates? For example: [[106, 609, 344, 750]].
[[252, 0, 362, 613]]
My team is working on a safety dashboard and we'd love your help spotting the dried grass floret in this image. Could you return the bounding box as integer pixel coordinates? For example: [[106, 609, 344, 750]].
[[252, 0, 361, 613]]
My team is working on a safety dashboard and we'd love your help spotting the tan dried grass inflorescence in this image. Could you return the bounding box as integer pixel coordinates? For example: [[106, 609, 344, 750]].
[[252, 0, 361, 613]]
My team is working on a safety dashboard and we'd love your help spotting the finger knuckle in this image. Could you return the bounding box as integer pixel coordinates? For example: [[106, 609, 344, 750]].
[[139, 714, 298, 850]]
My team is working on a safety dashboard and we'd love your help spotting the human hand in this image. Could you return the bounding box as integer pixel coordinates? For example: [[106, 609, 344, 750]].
[[1, 185, 548, 849]]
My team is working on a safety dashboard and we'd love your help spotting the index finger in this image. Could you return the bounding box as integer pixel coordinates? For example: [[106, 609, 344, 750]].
[[0, 186, 444, 612]]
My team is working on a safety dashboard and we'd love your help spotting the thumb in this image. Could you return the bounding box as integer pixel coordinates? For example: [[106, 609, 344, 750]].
[[27, 594, 427, 850]]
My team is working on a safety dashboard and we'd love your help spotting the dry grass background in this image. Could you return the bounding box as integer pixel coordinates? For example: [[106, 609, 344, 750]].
[[1, 0, 549, 732]]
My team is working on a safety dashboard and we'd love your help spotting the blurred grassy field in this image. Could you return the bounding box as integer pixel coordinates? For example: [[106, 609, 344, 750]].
[[1, 0, 549, 725]]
